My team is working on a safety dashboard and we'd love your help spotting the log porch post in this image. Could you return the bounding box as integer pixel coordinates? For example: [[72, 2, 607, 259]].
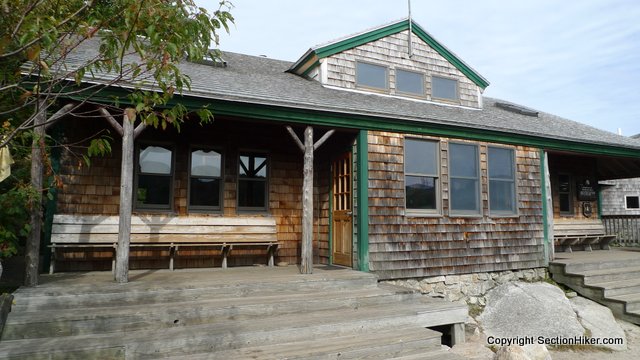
[[286, 126, 334, 274], [540, 150, 554, 263]]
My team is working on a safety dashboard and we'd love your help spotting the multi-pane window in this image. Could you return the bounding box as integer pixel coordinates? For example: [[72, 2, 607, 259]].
[[449, 143, 480, 214], [432, 76, 458, 101], [488, 147, 517, 215], [404, 138, 439, 212], [136, 144, 173, 209], [626, 196, 640, 209], [238, 153, 268, 211], [396, 69, 424, 95], [356, 61, 388, 90], [189, 148, 222, 211], [558, 174, 573, 215]]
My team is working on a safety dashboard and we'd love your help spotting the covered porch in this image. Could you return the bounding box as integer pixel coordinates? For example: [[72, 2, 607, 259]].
[[46, 108, 369, 274]]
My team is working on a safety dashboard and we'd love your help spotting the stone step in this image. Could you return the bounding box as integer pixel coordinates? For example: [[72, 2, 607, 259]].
[[163, 326, 442, 360], [588, 277, 640, 297], [12, 274, 378, 312], [570, 265, 640, 284], [4, 287, 421, 340], [0, 300, 465, 359], [558, 257, 640, 273]]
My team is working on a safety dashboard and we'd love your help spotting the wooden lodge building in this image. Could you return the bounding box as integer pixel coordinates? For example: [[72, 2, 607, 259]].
[[47, 19, 640, 280]]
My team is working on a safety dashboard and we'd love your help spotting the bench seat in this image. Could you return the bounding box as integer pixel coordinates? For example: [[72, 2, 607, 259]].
[[553, 221, 616, 252], [49, 214, 278, 273]]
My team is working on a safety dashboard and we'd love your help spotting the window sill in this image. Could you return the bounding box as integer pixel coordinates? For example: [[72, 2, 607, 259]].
[[405, 211, 443, 218], [448, 213, 483, 219]]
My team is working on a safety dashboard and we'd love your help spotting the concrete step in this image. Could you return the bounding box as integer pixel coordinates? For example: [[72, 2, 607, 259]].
[[0, 300, 466, 359], [164, 326, 442, 360], [11, 274, 379, 312], [588, 277, 640, 297], [4, 287, 422, 340], [571, 265, 640, 284], [557, 257, 640, 273]]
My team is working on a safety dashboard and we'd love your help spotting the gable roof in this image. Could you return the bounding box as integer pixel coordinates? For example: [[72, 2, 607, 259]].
[[288, 18, 490, 89]]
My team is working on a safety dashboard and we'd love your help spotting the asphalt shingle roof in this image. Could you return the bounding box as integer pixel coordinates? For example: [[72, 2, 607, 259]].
[[65, 40, 640, 151]]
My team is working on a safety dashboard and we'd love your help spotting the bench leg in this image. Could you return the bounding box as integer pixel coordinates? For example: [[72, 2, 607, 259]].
[[268, 245, 275, 267], [49, 248, 56, 275], [170, 246, 175, 271], [222, 246, 229, 269]]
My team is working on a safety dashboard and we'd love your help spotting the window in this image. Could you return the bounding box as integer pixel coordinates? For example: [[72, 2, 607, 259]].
[[558, 174, 573, 215], [404, 138, 439, 212], [189, 148, 223, 211], [356, 61, 387, 90], [488, 147, 517, 215], [396, 69, 424, 95], [432, 76, 458, 101], [238, 153, 268, 211], [136, 144, 173, 209], [449, 143, 480, 214], [626, 196, 640, 209]]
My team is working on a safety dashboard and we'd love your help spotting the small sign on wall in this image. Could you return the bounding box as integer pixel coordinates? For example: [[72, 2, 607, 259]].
[[577, 179, 597, 201], [582, 201, 593, 217]]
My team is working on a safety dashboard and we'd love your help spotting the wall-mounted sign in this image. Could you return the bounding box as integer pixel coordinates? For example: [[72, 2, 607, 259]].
[[582, 202, 593, 217], [577, 179, 597, 201]]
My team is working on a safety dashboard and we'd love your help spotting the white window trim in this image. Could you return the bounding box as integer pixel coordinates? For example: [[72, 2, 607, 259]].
[[625, 195, 640, 210]]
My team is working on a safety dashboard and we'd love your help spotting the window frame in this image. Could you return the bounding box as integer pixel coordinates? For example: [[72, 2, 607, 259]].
[[355, 60, 389, 92], [431, 75, 459, 102], [487, 145, 518, 217], [134, 142, 175, 212], [403, 137, 441, 216], [626, 195, 640, 210], [448, 141, 481, 217], [395, 68, 425, 97], [187, 145, 224, 213], [558, 173, 574, 216], [237, 151, 270, 213]]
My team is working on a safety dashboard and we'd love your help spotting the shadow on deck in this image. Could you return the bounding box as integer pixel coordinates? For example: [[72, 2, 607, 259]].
[[0, 265, 467, 359], [549, 248, 640, 325]]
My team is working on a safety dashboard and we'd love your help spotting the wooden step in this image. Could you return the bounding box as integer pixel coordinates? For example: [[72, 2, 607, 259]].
[[588, 277, 640, 297], [573, 265, 640, 283]]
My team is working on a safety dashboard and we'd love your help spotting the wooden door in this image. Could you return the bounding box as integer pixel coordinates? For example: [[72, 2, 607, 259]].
[[332, 152, 353, 267]]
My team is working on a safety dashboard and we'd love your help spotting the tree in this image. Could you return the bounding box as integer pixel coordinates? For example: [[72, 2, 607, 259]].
[[0, 0, 234, 285]]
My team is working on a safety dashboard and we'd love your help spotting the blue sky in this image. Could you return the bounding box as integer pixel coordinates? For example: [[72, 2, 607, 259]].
[[200, 0, 640, 136]]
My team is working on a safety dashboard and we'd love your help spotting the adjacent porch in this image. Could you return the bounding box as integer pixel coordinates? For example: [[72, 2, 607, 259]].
[[1, 266, 468, 359]]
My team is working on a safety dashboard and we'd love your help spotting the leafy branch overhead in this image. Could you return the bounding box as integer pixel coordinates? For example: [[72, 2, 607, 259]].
[[0, 0, 234, 147]]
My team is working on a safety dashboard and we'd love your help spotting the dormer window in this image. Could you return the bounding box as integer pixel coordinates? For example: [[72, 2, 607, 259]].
[[356, 61, 388, 90], [396, 69, 424, 96], [432, 76, 458, 101]]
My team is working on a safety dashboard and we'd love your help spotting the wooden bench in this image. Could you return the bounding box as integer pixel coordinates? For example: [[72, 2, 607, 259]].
[[553, 221, 616, 253], [49, 214, 278, 274]]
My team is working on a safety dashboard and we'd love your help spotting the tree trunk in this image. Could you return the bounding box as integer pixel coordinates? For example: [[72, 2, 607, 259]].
[[115, 114, 134, 283], [300, 126, 314, 274], [24, 101, 46, 286]]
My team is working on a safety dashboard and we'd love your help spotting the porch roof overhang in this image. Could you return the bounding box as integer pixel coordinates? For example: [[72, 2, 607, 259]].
[[64, 83, 640, 161], [548, 150, 640, 180]]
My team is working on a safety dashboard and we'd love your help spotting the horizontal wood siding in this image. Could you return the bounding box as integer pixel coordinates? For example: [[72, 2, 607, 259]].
[[367, 131, 544, 280], [323, 30, 481, 108]]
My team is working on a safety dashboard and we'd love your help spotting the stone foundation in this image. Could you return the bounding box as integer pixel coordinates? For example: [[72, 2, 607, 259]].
[[383, 268, 548, 305]]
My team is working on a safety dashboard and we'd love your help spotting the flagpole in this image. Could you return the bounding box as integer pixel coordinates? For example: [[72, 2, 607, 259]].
[[408, 0, 413, 57]]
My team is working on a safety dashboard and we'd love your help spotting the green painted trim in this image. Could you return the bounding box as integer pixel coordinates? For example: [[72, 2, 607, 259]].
[[356, 130, 369, 272], [328, 163, 333, 266], [597, 188, 603, 219], [67, 88, 640, 159], [296, 19, 489, 89], [540, 150, 549, 266]]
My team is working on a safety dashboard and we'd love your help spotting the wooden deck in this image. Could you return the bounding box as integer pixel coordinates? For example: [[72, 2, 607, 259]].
[[550, 248, 640, 325], [1, 266, 467, 359]]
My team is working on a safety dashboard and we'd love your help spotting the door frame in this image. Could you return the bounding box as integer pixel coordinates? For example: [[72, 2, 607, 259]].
[[329, 150, 354, 267]]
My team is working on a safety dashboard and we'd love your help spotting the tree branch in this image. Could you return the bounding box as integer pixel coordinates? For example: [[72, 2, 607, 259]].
[[286, 126, 305, 152], [98, 107, 124, 137], [313, 129, 335, 151]]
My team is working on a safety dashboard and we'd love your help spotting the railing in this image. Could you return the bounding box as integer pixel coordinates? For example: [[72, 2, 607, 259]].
[[602, 215, 640, 246]]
